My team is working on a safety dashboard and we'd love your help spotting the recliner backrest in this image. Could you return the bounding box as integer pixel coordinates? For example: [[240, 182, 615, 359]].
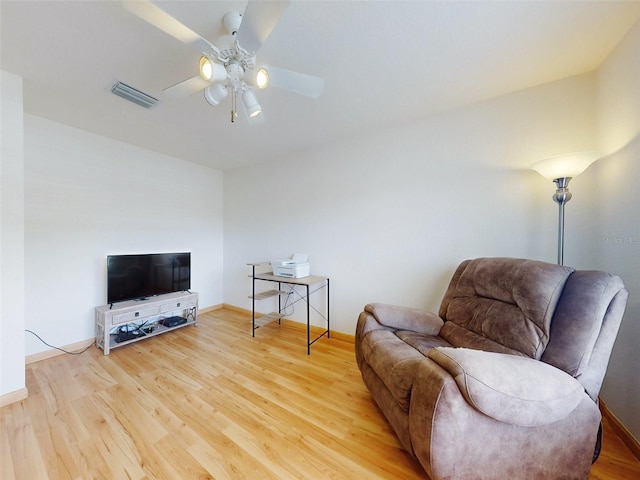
[[438, 257, 628, 401], [438, 257, 574, 359]]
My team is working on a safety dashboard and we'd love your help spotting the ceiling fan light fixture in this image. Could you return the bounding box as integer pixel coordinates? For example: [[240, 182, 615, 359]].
[[199, 56, 212, 80], [256, 67, 269, 89], [199, 56, 227, 82], [243, 88, 262, 117], [204, 83, 228, 106], [126, 0, 324, 125]]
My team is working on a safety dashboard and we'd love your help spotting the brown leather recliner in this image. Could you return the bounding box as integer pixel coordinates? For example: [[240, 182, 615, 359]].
[[355, 257, 627, 480]]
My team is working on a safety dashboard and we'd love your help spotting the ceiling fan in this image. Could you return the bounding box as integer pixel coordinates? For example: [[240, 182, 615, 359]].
[[123, 0, 324, 123]]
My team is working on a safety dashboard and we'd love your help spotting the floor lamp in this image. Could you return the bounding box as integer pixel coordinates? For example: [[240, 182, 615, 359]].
[[531, 151, 600, 265]]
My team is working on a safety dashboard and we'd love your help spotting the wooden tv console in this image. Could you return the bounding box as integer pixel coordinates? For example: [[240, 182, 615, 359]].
[[95, 291, 198, 354]]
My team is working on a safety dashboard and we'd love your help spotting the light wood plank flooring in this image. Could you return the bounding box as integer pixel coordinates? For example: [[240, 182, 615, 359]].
[[1, 308, 639, 479]]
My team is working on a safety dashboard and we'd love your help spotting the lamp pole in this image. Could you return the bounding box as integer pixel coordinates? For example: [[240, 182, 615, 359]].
[[552, 177, 572, 266], [532, 151, 601, 267]]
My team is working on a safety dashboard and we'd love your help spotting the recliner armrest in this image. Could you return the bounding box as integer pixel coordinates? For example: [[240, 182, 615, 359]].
[[364, 303, 444, 335], [427, 347, 587, 426]]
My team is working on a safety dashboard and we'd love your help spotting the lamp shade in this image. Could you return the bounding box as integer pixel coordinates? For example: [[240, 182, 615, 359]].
[[242, 88, 262, 118], [255, 68, 269, 89], [204, 83, 228, 106], [199, 57, 227, 82], [531, 151, 601, 180]]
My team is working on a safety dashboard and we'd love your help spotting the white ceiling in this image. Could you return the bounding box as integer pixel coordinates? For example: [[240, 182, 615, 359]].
[[2, 1, 640, 171]]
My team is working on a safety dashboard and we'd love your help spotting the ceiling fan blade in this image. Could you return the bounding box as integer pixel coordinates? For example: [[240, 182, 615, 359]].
[[122, 0, 216, 54], [238, 0, 290, 54], [262, 66, 324, 98], [163, 75, 210, 98]]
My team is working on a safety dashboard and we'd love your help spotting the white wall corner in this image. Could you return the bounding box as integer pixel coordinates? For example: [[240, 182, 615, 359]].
[[0, 69, 27, 398], [592, 20, 640, 443]]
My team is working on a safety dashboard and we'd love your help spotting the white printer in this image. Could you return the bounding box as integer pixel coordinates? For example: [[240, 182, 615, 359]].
[[271, 253, 310, 278]]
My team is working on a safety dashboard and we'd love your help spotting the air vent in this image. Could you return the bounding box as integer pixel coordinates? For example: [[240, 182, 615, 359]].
[[111, 81, 158, 109]]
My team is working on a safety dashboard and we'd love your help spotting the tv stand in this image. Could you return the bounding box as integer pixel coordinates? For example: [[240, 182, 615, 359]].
[[95, 291, 198, 354]]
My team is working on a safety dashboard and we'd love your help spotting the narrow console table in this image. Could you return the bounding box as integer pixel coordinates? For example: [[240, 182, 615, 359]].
[[95, 291, 198, 355], [248, 262, 329, 354]]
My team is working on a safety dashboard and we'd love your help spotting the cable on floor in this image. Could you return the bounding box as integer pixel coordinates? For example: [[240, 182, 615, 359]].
[[25, 329, 94, 355]]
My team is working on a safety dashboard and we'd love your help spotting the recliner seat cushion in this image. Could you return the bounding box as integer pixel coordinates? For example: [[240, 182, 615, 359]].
[[438, 322, 528, 357]]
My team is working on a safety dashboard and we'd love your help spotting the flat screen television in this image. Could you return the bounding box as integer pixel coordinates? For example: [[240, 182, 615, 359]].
[[107, 252, 191, 304]]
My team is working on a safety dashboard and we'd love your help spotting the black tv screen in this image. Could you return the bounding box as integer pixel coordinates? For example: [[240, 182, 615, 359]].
[[107, 252, 191, 304]]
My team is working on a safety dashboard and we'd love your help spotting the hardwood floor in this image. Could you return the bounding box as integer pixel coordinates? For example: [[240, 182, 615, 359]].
[[1, 308, 639, 479]]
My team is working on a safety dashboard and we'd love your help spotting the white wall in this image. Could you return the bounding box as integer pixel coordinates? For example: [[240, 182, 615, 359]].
[[23, 115, 224, 356], [586, 20, 640, 441], [0, 70, 26, 399], [224, 73, 597, 335]]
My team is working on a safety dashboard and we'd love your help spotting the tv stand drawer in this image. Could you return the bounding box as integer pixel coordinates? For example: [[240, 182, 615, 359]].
[[112, 306, 161, 325], [160, 298, 197, 313]]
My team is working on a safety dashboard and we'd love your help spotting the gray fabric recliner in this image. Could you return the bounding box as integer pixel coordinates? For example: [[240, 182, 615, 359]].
[[355, 257, 628, 480]]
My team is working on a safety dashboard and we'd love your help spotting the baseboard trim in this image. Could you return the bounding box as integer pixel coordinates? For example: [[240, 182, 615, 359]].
[[220, 304, 354, 342], [199, 303, 224, 314], [222, 303, 252, 315], [328, 330, 354, 343], [600, 399, 640, 460], [26, 338, 95, 365], [0, 387, 28, 407]]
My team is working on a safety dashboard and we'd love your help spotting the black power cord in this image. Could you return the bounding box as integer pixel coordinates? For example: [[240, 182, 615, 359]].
[[25, 329, 94, 355]]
